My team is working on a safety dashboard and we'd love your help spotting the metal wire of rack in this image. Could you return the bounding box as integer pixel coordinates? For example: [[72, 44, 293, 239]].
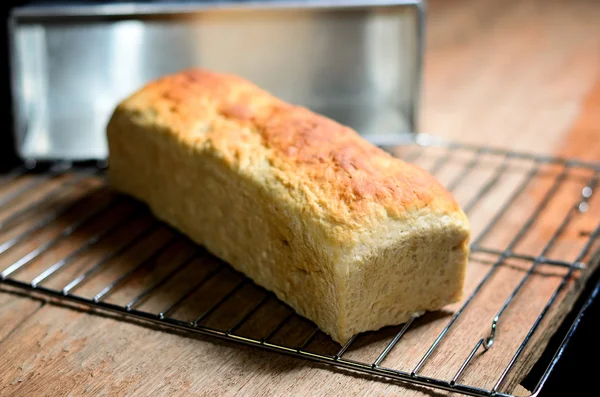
[[0, 134, 598, 397]]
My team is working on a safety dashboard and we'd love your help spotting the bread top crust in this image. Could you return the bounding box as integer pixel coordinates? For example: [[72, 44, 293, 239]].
[[111, 68, 467, 230]]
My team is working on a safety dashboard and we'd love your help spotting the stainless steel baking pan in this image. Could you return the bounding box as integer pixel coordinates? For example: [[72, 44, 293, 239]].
[[8, 0, 424, 161]]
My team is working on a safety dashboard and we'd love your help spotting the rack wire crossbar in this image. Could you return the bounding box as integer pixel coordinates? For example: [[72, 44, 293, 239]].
[[0, 136, 598, 397]]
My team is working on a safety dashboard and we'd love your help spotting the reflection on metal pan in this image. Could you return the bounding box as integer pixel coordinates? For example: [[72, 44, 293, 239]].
[[8, 0, 424, 161]]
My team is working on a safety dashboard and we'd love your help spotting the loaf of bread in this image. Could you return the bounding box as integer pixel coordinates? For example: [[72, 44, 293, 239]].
[[106, 68, 470, 344]]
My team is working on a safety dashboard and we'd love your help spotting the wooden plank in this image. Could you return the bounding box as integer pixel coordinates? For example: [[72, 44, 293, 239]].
[[421, 0, 600, 154], [513, 385, 532, 397], [0, 289, 43, 342], [0, 304, 426, 397], [0, 0, 599, 396]]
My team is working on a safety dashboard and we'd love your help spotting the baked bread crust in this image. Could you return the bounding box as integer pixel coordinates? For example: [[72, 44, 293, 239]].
[[106, 68, 470, 344]]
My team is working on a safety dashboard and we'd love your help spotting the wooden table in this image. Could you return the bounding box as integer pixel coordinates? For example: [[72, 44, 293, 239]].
[[1, 0, 599, 396]]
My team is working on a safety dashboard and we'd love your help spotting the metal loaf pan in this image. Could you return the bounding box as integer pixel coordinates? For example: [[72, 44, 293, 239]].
[[8, 0, 424, 162]]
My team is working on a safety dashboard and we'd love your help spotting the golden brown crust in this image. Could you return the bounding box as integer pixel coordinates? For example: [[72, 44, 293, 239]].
[[116, 68, 463, 227]]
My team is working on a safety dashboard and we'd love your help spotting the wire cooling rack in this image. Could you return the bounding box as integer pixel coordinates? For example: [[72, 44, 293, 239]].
[[0, 134, 598, 397]]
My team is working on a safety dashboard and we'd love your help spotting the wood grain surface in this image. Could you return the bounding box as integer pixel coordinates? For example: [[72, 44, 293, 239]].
[[1, 0, 600, 396]]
